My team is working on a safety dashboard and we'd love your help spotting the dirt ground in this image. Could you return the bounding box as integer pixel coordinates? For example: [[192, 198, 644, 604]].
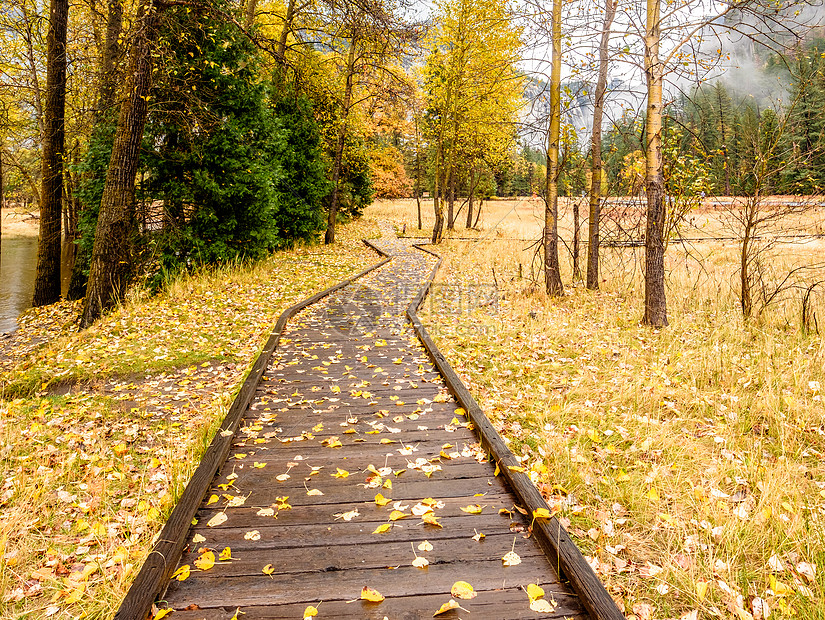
[[1, 207, 39, 237]]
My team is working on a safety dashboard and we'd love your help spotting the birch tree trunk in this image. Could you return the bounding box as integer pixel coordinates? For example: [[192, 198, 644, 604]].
[[543, 0, 563, 297], [586, 0, 616, 290], [643, 0, 668, 326], [33, 0, 69, 307]]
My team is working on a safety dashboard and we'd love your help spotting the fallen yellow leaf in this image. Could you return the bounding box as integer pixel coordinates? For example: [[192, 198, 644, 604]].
[[262, 564, 275, 575], [361, 586, 385, 602], [303, 606, 318, 619], [194, 551, 215, 571], [153, 609, 174, 620], [218, 547, 233, 561], [502, 551, 521, 566], [532, 508, 552, 519], [374, 493, 392, 506], [433, 599, 461, 616], [389, 510, 409, 521], [530, 598, 557, 613], [171, 565, 190, 581], [421, 513, 442, 528], [460, 504, 483, 514], [373, 523, 392, 534], [451, 580, 477, 599], [525, 583, 545, 601]]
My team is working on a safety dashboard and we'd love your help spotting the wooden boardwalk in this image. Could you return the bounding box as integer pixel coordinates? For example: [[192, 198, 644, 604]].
[[118, 229, 622, 619]]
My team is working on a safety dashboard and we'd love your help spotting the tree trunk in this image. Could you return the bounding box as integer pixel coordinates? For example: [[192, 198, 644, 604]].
[[325, 38, 357, 245], [740, 233, 751, 318], [572, 198, 580, 280], [97, 0, 123, 116], [245, 0, 259, 29], [544, 0, 563, 297], [466, 168, 476, 229], [642, 0, 668, 327], [447, 166, 455, 230], [276, 0, 296, 59], [586, 0, 616, 290], [414, 115, 423, 229], [33, 0, 70, 307], [21, 7, 45, 144], [80, 0, 159, 328], [432, 143, 444, 244]]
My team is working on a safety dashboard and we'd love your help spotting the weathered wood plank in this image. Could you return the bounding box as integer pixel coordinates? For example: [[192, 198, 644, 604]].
[[177, 532, 545, 577], [163, 589, 587, 620], [164, 558, 568, 608]]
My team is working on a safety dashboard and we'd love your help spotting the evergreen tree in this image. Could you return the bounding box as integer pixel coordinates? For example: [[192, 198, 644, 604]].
[[779, 47, 825, 193]]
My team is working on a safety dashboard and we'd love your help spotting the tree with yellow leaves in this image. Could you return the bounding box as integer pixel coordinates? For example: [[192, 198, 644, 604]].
[[423, 0, 523, 243]]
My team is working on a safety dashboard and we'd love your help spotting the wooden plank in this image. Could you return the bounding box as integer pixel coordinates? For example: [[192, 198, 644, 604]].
[[176, 532, 544, 577], [198, 473, 507, 508], [164, 558, 568, 608], [406, 244, 623, 620], [163, 589, 587, 620], [189, 494, 522, 531]]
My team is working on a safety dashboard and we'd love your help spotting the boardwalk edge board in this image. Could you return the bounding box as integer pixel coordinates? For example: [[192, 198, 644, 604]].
[[407, 242, 625, 620], [115, 242, 390, 620]]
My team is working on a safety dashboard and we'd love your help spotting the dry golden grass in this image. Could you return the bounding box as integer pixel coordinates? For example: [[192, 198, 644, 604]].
[[367, 198, 825, 619], [0, 218, 381, 618]]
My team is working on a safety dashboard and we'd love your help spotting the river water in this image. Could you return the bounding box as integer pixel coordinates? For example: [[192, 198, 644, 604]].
[[0, 236, 38, 333], [1, 236, 72, 334]]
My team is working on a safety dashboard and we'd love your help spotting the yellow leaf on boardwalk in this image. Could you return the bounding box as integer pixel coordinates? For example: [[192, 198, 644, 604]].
[[218, 547, 233, 561], [530, 598, 557, 613], [526, 583, 545, 601], [412, 556, 429, 568], [361, 586, 385, 602], [332, 468, 350, 479], [460, 504, 483, 514], [418, 540, 434, 551], [303, 606, 318, 619], [433, 599, 461, 616], [171, 565, 190, 581], [194, 551, 215, 571], [502, 551, 521, 566], [153, 609, 174, 620], [451, 581, 477, 599], [373, 523, 391, 534], [207, 512, 227, 527], [263, 564, 275, 575], [533, 508, 552, 519], [421, 513, 442, 528], [374, 493, 392, 506], [389, 510, 409, 521]]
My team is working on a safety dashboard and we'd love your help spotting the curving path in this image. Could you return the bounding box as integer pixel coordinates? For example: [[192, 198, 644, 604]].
[[120, 228, 602, 619]]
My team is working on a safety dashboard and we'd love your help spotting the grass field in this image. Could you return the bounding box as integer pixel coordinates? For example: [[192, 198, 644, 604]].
[[366, 197, 825, 620]]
